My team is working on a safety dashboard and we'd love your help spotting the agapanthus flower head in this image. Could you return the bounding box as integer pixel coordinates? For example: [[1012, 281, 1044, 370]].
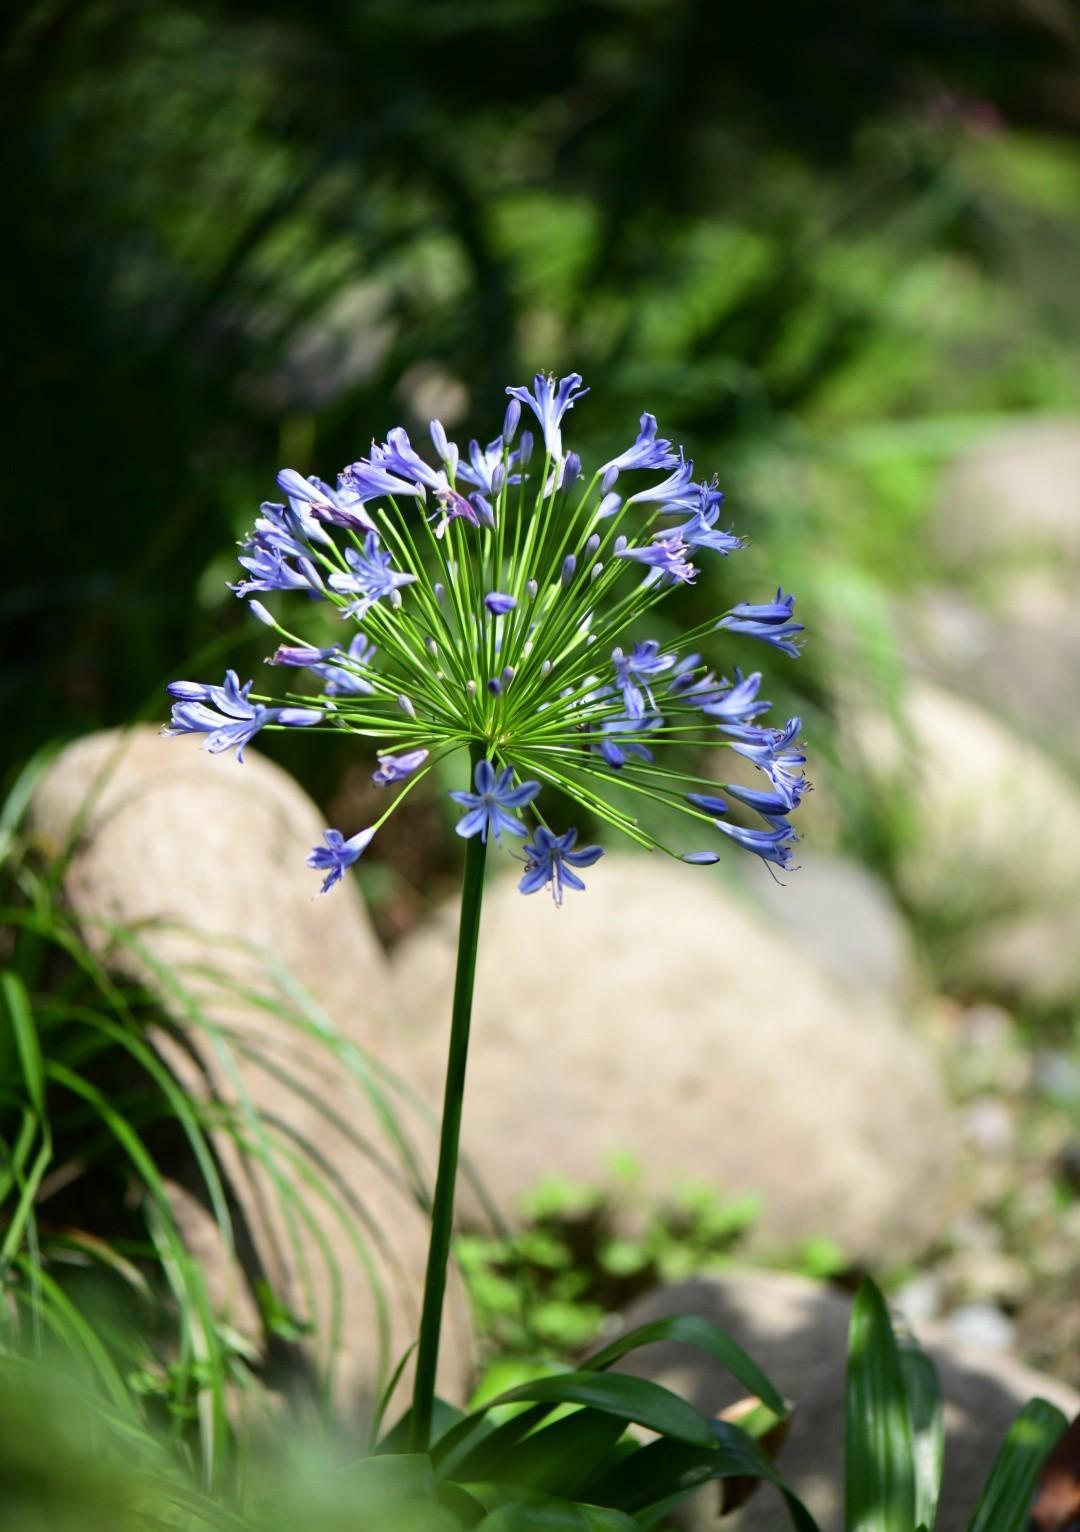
[[164, 371, 809, 896]]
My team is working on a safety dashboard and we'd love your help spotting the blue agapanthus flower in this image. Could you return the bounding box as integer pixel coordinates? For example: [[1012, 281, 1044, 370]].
[[164, 370, 809, 896]]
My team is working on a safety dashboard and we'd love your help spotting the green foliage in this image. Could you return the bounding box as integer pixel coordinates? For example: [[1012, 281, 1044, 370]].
[[0, 757, 422, 1475]]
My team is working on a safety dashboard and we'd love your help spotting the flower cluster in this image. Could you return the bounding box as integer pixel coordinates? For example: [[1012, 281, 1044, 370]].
[[164, 374, 808, 902]]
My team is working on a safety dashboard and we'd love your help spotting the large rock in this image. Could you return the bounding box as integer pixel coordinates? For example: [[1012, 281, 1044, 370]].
[[29, 727, 473, 1416], [931, 416, 1080, 573], [848, 682, 1080, 1003], [904, 578, 1080, 770], [390, 854, 953, 1264], [740, 851, 918, 1001], [615, 1271, 1078, 1532]]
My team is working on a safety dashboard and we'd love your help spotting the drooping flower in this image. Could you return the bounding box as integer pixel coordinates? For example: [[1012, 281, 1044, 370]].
[[163, 671, 322, 761], [450, 760, 540, 843], [373, 749, 429, 787], [518, 827, 604, 904], [712, 816, 798, 871], [307, 827, 376, 895], [165, 369, 808, 898], [615, 536, 697, 585], [716, 588, 804, 658]]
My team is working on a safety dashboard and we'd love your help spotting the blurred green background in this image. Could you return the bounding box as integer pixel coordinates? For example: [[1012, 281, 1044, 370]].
[[8, 0, 1080, 799]]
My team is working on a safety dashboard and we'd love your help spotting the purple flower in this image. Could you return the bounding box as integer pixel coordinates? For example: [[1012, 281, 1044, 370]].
[[429, 419, 459, 475], [611, 640, 676, 718], [716, 588, 804, 659], [270, 644, 337, 668], [372, 748, 429, 787], [723, 781, 798, 817], [327, 533, 417, 617], [713, 816, 798, 871], [233, 537, 320, 598], [723, 717, 808, 810], [518, 826, 604, 904], [505, 373, 589, 460], [624, 456, 699, 512], [430, 487, 482, 539], [601, 413, 678, 477], [701, 669, 772, 725], [312, 632, 377, 695], [484, 591, 517, 616], [615, 537, 697, 585], [450, 759, 539, 843], [654, 496, 744, 557], [307, 826, 376, 895], [276, 469, 375, 534], [162, 672, 321, 761], [373, 427, 447, 493], [592, 713, 661, 768], [687, 792, 729, 815], [456, 437, 507, 494], [340, 456, 427, 504]]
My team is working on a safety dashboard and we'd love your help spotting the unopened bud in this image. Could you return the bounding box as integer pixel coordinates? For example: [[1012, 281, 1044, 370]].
[[426, 637, 438, 656], [397, 694, 416, 718], [298, 556, 324, 593], [561, 452, 581, 491], [590, 562, 604, 582], [601, 465, 619, 494], [526, 579, 538, 600], [434, 582, 446, 603], [501, 665, 516, 687], [561, 554, 577, 586], [487, 677, 502, 696], [614, 535, 627, 552], [466, 679, 477, 696], [584, 533, 600, 556], [389, 588, 403, 609], [540, 660, 552, 678], [503, 397, 521, 443], [247, 600, 276, 627]]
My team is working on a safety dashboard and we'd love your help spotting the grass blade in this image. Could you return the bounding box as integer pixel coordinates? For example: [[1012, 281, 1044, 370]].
[[845, 1277, 915, 1532], [965, 1398, 1068, 1532]]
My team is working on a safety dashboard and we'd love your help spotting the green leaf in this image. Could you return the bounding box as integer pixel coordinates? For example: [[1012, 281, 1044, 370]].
[[433, 1372, 713, 1480], [459, 1408, 629, 1496], [337, 1452, 438, 1505], [381, 1397, 467, 1455], [2, 970, 45, 1118], [581, 1313, 786, 1418], [845, 1277, 916, 1532], [899, 1340, 944, 1532], [965, 1397, 1068, 1532], [474, 1492, 639, 1531], [583, 1419, 819, 1530]]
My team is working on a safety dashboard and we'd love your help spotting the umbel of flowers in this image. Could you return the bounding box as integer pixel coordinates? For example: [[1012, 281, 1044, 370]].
[[165, 373, 808, 899]]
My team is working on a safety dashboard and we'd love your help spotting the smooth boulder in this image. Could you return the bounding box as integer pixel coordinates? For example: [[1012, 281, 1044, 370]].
[[390, 853, 953, 1265], [848, 681, 1080, 1003], [29, 727, 473, 1415], [615, 1270, 1078, 1532]]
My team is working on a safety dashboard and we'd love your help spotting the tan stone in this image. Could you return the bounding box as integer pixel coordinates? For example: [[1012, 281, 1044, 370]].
[[390, 853, 953, 1264], [30, 727, 473, 1419]]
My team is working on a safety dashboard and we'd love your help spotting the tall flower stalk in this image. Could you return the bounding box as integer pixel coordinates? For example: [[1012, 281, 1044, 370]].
[[164, 372, 809, 1445]]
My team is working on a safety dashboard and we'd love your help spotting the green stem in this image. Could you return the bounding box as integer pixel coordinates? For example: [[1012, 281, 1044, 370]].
[[409, 742, 488, 1450]]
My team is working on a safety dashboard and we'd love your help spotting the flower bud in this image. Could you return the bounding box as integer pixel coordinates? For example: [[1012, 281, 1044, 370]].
[[503, 398, 521, 443]]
